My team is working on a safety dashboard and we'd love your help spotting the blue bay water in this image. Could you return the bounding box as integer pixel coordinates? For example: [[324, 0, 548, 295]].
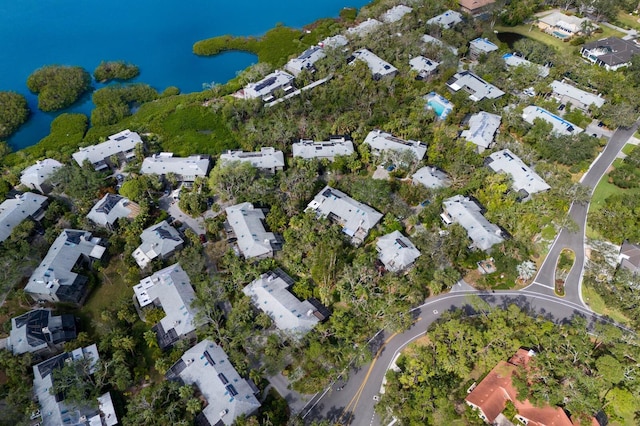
[[0, 0, 368, 150]]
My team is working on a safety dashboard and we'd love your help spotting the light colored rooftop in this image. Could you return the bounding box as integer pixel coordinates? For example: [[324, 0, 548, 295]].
[[502, 53, 550, 77], [140, 152, 210, 181], [551, 79, 605, 109], [25, 229, 105, 304], [381, 4, 413, 23], [8, 309, 75, 355], [409, 55, 440, 75], [243, 70, 295, 99], [469, 38, 499, 54], [461, 111, 502, 150], [486, 149, 550, 196], [132, 220, 184, 268], [133, 263, 201, 338], [442, 195, 504, 251], [225, 202, 277, 259], [376, 231, 421, 272], [167, 340, 261, 426], [363, 129, 427, 161], [538, 11, 591, 34], [86, 193, 138, 227], [346, 18, 383, 37], [0, 192, 48, 242], [307, 186, 383, 241], [292, 137, 355, 160], [20, 158, 63, 191], [426, 9, 463, 29], [350, 48, 398, 78], [72, 129, 141, 168], [219, 147, 285, 171], [319, 34, 348, 49], [447, 71, 505, 101], [243, 269, 321, 336], [522, 105, 583, 135], [412, 166, 451, 189], [284, 45, 326, 76]]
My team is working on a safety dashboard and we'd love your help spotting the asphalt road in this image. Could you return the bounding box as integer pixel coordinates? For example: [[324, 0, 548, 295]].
[[525, 124, 639, 305], [302, 124, 640, 426], [301, 290, 613, 426]]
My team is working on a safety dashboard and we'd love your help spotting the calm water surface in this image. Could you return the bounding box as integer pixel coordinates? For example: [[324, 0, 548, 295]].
[[0, 0, 368, 150]]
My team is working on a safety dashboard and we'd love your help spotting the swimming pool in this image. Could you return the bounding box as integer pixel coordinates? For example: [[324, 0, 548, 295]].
[[552, 30, 569, 39], [425, 92, 453, 119]]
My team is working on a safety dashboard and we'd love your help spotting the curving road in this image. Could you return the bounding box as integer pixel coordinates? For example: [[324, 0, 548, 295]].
[[301, 125, 640, 426], [524, 123, 639, 305]]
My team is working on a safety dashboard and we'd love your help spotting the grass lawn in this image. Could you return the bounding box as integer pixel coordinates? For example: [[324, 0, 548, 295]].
[[582, 285, 631, 325], [613, 10, 640, 31], [589, 158, 626, 212], [83, 258, 133, 329], [495, 24, 574, 52]]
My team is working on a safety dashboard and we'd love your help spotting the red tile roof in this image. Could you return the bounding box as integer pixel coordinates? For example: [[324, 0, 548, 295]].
[[459, 0, 496, 12]]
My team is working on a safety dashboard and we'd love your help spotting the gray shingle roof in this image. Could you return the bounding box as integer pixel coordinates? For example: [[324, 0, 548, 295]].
[[0, 192, 48, 242], [243, 269, 321, 336], [219, 148, 285, 171], [306, 186, 383, 242], [486, 149, 550, 197], [225, 203, 277, 259], [412, 166, 451, 189], [133, 263, 202, 341], [166, 340, 261, 426], [376, 231, 421, 272], [581, 37, 640, 68], [550, 80, 605, 109], [363, 130, 427, 161], [86, 194, 138, 227], [25, 229, 105, 304], [442, 195, 504, 251], [20, 159, 63, 192], [132, 220, 184, 268]]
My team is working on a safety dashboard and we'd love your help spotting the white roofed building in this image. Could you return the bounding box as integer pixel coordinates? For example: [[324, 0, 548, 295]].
[[86, 193, 139, 229], [427, 10, 463, 29], [20, 158, 63, 193], [537, 11, 592, 38], [447, 71, 505, 101], [225, 203, 279, 259], [412, 166, 451, 189], [140, 153, 211, 182], [292, 136, 355, 161], [133, 263, 204, 349], [72, 129, 141, 171], [461, 111, 502, 152], [243, 269, 325, 337], [242, 70, 295, 101], [346, 18, 383, 37], [486, 149, 550, 199], [442, 195, 505, 251], [132, 220, 184, 268], [320, 34, 349, 49], [349, 49, 398, 80], [306, 186, 383, 244], [469, 38, 499, 59], [550, 80, 605, 111], [165, 340, 261, 426], [502, 53, 550, 77], [381, 5, 412, 23], [7, 309, 76, 356], [522, 105, 583, 135], [24, 229, 106, 304], [376, 231, 421, 272], [0, 192, 48, 243], [32, 344, 118, 426], [363, 129, 427, 161], [409, 56, 440, 79], [219, 147, 285, 173], [285, 45, 326, 76]]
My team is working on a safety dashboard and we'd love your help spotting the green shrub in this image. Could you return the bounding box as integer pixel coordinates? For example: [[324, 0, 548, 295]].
[[91, 84, 158, 127], [0, 91, 30, 139], [93, 61, 140, 82], [26, 65, 91, 111]]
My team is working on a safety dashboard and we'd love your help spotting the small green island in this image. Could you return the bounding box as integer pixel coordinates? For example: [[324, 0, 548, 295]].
[[0, 91, 29, 140], [26, 65, 91, 112], [93, 60, 140, 83]]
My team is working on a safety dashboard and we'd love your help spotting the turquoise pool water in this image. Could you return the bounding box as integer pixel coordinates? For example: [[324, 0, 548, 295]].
[[428, 100, 446, 117], [0, 0, 369, 150]]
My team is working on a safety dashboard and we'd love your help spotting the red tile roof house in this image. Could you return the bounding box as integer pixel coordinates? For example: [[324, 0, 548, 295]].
[[465, 349, 599, 426]]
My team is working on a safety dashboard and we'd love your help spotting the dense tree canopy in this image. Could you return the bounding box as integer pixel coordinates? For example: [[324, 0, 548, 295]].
[[93, 60, 140, 82], [26, 65, 91, 111], [0, 91, 29, 139]]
